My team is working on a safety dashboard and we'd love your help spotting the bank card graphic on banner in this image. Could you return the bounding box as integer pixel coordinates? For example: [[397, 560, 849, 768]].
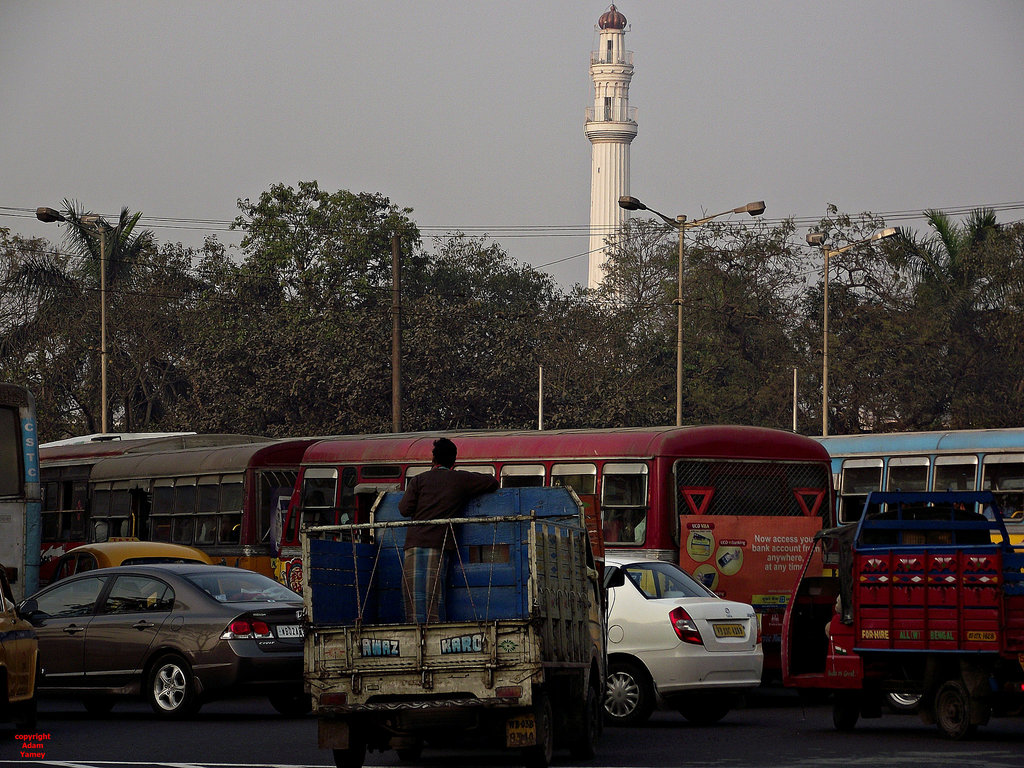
[[679, 512, 821, 607]]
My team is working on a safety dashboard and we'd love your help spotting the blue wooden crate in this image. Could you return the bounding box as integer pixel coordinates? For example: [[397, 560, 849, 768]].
[[307, 539, 377, 624]]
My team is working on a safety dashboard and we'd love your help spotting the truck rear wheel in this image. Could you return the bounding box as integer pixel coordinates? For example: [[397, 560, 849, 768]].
[[935, 680, 975, 740], [521, 692, 553, 768], [332, 742, 366, 768], [569, 682, 601, 759]]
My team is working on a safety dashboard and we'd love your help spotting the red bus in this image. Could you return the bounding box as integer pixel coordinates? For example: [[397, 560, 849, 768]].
[[38, 434, 314, 585], [279, 426, 834, 666]]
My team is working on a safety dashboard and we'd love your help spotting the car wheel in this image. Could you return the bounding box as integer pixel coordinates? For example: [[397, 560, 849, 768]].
[[569, 680, 602, 759], [521, 691, 553, 768], [604, 660, 654, 726], [82, 696, 115, 716], [13, 694, 38, 730], [678, 692, 733, 725], [269, 690, 311, 717], [935, 680, 976, 740], [147, 654, 200, 718]]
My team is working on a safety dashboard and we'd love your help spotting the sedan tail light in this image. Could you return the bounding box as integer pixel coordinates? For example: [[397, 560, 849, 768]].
[[669, 606, 703, 645], [222, 618, 273, 639]]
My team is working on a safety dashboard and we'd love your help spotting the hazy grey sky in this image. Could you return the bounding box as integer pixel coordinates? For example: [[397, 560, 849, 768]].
[[3, 0, 1022, 287]]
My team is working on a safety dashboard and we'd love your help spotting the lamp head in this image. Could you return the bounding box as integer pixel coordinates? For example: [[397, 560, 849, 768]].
[[618, 196, 646, 211], [806, 231, 826, 247], [35, 207, 66, 223], [743, 201, 767, 216], [872, 228, 897, 241]]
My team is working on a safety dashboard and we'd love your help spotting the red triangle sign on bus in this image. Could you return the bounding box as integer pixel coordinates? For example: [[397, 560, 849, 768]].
[[793, 487, 825, 518], [680, 486, 715, 516]]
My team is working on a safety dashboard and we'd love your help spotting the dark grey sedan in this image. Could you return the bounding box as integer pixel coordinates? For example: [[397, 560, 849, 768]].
[[19, 564, 306, 718]]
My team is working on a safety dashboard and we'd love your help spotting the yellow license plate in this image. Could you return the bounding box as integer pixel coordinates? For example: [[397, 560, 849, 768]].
[[505, 714, 536, 748], [713, 623, 745, 638]]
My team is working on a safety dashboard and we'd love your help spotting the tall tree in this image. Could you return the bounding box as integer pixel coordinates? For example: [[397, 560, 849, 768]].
[[174, 183, 422, 435]]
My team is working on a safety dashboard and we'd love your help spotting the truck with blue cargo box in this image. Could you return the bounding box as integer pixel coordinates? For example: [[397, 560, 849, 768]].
[[783, 490, 1024, 739], [302, 487, 606, 768]]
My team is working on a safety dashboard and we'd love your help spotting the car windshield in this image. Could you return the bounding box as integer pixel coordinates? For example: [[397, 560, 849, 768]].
[[619, 561, 716, 600], [184, 571, 299, 603]]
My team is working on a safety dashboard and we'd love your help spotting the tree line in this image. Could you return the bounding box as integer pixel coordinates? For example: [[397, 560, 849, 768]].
[[2, 181, 1022, 442]]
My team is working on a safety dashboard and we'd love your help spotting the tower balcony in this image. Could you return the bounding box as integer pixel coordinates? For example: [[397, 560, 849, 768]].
[[585, 105, 638, 124], [591, 50, 634, 66]]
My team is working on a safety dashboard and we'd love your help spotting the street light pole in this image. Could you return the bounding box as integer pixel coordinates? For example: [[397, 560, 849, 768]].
[[619, 196, 766, 426], [806, 227, 897, 436], [36, 206, 111, 434]]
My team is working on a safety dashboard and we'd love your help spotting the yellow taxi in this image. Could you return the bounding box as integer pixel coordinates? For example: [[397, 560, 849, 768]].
[[1, 563, 38, 728], [48, 540, 214, 584]]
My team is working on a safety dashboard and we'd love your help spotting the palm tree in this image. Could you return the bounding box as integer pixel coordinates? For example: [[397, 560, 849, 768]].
[[2, 200, 155, 434], [894, 207, 1000, 325], [886, 208, 1004, 427]]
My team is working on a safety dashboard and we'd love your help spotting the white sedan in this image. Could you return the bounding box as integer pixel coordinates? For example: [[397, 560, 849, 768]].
[[603, 555, 763, 725]]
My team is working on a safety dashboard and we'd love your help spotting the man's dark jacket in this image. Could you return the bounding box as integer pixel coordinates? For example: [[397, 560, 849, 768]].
[[398, 466, 499, 550]]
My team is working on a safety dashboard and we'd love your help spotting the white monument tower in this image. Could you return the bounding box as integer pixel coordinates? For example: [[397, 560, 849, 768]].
[[585, 4, 637, 289]]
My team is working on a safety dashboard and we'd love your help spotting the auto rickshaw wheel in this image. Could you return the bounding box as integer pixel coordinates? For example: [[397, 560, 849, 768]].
[[832, 691, 860, 731]]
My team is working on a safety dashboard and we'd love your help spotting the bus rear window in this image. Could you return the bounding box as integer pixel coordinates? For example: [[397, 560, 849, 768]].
[[602, 463, 648, 545], [302, 468, 338, 527]]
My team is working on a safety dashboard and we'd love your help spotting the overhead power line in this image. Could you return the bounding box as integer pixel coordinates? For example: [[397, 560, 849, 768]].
[[3, 201, 1023, 237]]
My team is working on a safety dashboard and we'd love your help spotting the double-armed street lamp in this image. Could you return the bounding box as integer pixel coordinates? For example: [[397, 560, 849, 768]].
[[806, 227, 897, 437], [36, 205, 112, 434], [618, 195, 766, 426]]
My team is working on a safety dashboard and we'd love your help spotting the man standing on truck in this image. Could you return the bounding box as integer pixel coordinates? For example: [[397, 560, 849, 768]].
[[399, 438, 498, 623]]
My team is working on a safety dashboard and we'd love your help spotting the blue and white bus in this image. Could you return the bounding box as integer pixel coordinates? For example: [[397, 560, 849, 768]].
[[0, 384, 41, 601], [816, 429, 1024, 540]]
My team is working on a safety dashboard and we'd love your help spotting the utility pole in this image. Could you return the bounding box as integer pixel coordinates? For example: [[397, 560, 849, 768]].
[[391, 235, 402, 433]]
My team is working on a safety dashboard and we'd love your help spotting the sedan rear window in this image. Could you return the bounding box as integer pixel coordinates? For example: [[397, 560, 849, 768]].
[[619, 561, 715, 600], [184, 571, 299, 603]]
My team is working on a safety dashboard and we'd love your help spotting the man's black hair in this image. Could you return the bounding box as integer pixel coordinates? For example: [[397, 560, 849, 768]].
[[432, 437, 457, 468]]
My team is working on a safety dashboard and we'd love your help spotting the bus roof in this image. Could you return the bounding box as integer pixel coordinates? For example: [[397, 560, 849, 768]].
[[39, 434, 273, 469], [301, 426, 830, 466], [88, 437, 319, 482], [818, 428, 1024, 458]]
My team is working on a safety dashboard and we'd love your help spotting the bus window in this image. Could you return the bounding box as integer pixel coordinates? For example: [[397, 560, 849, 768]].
[[602, 463, 648, 545], [500, 464, 545, 488], [0, 405, 20, 496], [405, 466, 430, 480], [933, 456, 977, 491], [886, 457, 929, 492], [91, 483, 112, 541], [551, 463, 597, 495], [196, 478, 219, 546], [108, 481, 133, 538], [838, 460, 882, 524], [456, 465, 495, 476], [220, 477, 243, 544], [302, 468, 338, 528], [151, 479, 174, 542], [982, 455, 1024, 522], [259, 470, 297, 545], [553, 463, 601, 556], [172, 478, 197, 545]]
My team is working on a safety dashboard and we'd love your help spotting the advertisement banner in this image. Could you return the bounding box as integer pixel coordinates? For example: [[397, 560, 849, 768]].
[[679, 514, 821, 610]]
